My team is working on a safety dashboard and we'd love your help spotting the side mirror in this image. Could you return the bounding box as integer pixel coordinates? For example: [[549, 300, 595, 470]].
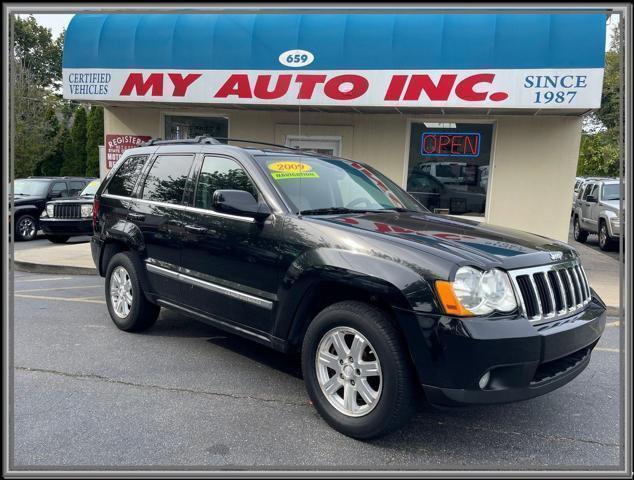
[[212, 190, 271, 220], [586, 195, 597, 203], [49, 191, 62, 199]]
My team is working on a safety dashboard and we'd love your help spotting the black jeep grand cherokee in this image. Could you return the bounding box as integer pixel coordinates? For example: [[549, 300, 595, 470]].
[[91, 137, 606, 439]]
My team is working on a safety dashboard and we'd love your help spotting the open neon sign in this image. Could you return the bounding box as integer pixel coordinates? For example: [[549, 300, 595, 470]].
[[421, 132, 481, 157]]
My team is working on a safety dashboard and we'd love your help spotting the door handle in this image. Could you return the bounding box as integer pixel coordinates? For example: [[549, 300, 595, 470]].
[[185, 224, 207, 234], [128, 213, 145, 221]]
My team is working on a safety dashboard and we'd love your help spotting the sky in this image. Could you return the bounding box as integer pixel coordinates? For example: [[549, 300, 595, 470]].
[[19, 12, 620, 51]]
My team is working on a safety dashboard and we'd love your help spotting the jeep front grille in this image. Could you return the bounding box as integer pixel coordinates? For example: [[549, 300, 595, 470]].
[[53, 204, 81, 219], [508, 261, 592, 323]]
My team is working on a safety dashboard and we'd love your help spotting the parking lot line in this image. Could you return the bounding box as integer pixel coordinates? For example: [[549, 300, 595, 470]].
[[605, 321, 620, 328], [13, 277, 72, 283], [14, 293, 106, 305], [594, 347, 619, 353], [15, 285, 101, 293]]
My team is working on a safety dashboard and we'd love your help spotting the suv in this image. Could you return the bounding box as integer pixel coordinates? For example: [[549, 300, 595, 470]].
[[572, 179, 622, 251], [39, 180, 101, 243], [91, 137, 606, 439], [11, 176, 96, 241]]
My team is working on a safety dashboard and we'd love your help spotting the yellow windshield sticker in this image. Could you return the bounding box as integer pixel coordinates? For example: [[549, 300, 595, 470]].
[[268, 161, 319, 180], [87, 180, 100, 187]]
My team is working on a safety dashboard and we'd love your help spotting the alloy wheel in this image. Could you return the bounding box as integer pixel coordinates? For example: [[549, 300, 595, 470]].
[[110, 266, 133, 318], [18, 217, 36, 240], [599, 225, 608, 248], [315, 327, 382, 417]]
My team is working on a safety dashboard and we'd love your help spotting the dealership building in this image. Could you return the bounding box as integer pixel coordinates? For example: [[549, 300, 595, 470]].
[[62, 12, 606, 241]]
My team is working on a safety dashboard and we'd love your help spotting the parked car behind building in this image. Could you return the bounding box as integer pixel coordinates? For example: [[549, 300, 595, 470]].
[[11, 177, 96, 241], [39, 180, 101, 243], [572, 178, 622, 251]]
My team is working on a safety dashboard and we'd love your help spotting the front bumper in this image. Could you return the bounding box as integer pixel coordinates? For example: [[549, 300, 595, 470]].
[[396, 294, 606, 407], [40, 218, 93, 236]]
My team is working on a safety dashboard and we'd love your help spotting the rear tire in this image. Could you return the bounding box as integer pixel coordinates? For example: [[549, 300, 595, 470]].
[[301, 301, 417, 439], [46, 235, 70, 244], [105, 252, 160, 332], [573, 216, 588, 243]]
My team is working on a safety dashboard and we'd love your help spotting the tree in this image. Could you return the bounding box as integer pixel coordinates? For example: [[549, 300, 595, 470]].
[[578, 20, 622, 176], [85, 106, 104, 177], [12, 15, 65, 178], [13, 15, 63, 89], [60, 106, 88, 175]]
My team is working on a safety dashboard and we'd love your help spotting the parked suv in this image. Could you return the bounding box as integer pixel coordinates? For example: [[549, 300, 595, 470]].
[[91, 137, 606, 439], [11, 176, 95, 241], [572, 179, 622, 251], [39, 180, 101, 243]]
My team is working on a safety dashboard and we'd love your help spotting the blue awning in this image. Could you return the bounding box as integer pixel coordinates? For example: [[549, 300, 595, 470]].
[[63, 13, 606, 71]]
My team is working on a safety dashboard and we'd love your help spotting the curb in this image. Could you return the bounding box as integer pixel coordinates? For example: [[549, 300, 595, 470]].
[[14, 260, 97, 276]]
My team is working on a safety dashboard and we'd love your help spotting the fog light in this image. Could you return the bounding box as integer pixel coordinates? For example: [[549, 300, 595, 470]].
[[478, 371, 490, 390]]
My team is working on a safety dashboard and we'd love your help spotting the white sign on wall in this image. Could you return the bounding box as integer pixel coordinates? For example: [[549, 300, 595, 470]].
[[63, 68, 604, 109]]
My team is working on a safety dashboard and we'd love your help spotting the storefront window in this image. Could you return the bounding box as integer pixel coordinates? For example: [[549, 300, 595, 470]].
[[164, 115, 228, 142], [406, 122, 494, 216]]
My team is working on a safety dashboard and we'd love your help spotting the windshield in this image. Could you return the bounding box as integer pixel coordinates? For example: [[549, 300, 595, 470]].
[[602, 183, 621, 201], [256, 155, 426, 214], [13, 179, 49, 196], [80, 180, 101, 196]]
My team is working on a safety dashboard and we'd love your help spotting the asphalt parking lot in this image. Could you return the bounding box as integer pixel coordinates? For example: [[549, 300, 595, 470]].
[[11, 270, 622, 470]]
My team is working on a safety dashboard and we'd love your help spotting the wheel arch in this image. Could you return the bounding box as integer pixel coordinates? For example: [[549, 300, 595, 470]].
[[273, 248, 440, 353]]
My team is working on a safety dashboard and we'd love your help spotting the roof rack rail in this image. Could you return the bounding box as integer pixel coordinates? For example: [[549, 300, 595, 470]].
[[143, 135, 222, 146]]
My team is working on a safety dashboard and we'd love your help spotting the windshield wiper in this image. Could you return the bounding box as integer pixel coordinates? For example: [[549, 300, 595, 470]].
[[299, 207, 416, 215], [299, 207, 359, 215]]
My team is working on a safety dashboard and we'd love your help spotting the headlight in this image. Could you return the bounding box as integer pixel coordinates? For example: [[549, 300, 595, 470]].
[[436, 266, 517, 316], [46, 204, 54, 217], [81, 205, 93, 218], [40, 210, 48, 218]]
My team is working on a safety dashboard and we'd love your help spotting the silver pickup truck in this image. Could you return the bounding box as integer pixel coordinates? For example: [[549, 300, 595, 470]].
[[572, 179, 622, 251]]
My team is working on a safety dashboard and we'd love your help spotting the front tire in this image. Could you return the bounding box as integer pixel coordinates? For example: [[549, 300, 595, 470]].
[[301, 301, 417, 439], [105, 252, 160, 332], [598, 221, 616, 251], [573, 216, 588, 243], [15, 214, 37, 241]]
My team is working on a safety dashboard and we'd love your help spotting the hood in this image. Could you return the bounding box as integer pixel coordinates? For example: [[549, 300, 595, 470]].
[[11, 194, 46, 205], [46, 195, 95, 205], [311, 211, 577, 270], [599, 199, 620, 210]]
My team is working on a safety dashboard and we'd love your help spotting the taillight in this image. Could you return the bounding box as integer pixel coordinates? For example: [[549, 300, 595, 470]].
[[92, 197, 100, 231]]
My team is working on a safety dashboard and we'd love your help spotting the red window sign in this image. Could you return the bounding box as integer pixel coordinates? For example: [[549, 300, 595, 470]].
[[105, 134, 152, 169], [421, 132, 481, 157]]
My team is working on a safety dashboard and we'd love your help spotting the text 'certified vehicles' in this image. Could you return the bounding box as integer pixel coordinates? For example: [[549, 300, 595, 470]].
[[11, 176, 95, 241], [39, 180, 101, 243], [572, 178, 622, 251], [91, 137, 606, 439]]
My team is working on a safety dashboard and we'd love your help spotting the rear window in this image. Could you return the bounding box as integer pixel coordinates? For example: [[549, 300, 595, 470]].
[[106, 155, 148, 197], [141, 154, 195, 204]]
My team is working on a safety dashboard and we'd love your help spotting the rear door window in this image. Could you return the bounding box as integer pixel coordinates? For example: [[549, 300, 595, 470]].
[[141, 155, 195, 204], [106, 155, 148, 197], [581, 183, 594, 200]]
